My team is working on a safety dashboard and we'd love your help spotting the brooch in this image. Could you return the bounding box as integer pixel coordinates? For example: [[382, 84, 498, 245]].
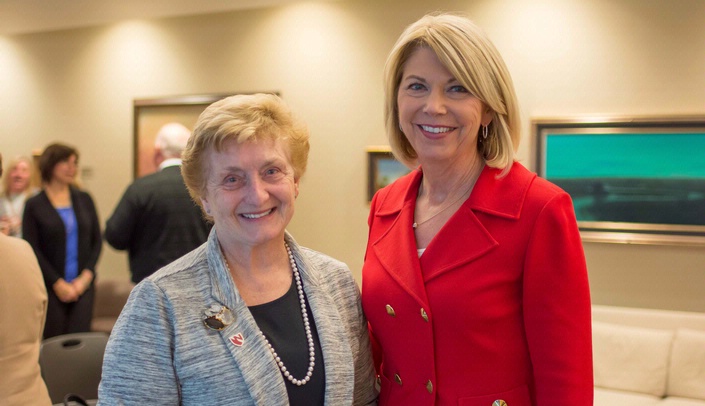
[[203, 304, 235, 330]]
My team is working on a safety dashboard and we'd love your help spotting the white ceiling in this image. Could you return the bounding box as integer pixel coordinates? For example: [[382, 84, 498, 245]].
[[0, 0, 312, 36]]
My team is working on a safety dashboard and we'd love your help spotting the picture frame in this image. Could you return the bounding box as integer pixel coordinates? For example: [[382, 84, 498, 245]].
[[133, 93, 231, 178], [532, 116, 705, 246], [367, 146, 412, 202], [133, 91, 278, 178]]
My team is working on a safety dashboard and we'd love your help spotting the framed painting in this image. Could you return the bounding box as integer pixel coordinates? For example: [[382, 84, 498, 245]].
[[133, 93, 231, 178], [532, 116, 705, 245], [133, 91, 278, 178], [367, 146, 412, 201]]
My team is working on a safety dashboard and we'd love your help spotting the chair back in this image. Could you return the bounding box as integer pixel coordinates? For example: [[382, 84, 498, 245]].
[[39, 332, 109, 404]]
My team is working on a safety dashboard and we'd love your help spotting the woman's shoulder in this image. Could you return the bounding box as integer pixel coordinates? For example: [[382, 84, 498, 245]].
[[299, 247, 349, 275], [299, 247, 357, 287], [370, 169, 419, 214], [70, 186, 95, 200], [0, 232, 34, 255], [145, 245, 209, 287], [24, 190, 47, 207], [499, 162, 568, 199]]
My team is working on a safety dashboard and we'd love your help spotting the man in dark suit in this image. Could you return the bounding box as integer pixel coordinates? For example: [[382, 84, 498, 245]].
[[105, 123, 211, 283]]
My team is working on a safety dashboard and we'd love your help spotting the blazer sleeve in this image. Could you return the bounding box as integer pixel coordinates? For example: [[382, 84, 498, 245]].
[[348, 281, 379, 406], [363, 187, 387, 377], [104, 185, 137, 251], [22, 196, 63, 286], [98, 279, 180, 405], [522, 191, 593, 404]]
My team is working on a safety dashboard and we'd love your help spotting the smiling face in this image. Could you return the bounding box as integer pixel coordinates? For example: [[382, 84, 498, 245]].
[[8, 160, 31, 194], [397, 46, 493, 167], [200, 138, 298, 251], [51, 154, 78, 186]]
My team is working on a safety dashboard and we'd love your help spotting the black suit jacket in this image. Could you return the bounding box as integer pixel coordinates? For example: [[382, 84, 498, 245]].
[[105, 165, 211, 283], [23, 187, 102, 287]]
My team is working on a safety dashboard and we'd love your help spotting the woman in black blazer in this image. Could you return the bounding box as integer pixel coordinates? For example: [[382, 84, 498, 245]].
[[23, 143, 101, 339]]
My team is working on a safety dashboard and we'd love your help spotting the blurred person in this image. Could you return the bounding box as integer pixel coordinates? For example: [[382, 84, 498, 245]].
[[105, 122, 211, 284], [0, 153, 52, 406], [0, 155, 35, 237], [23, 143, 102, 339], [99, 94, 377, 405], [362, 13, 593, 405]]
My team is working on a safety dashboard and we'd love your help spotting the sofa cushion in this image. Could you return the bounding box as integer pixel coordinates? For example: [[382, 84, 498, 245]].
[[592, 321, 674, 396], [667, 328, 705, 400], [661, 397, 705, 406], [91, 278, 134, 334], [594, 388, 661, 406]]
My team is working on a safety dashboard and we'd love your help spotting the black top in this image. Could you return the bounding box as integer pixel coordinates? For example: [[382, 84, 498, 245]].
[[249, 278, 325, 406]]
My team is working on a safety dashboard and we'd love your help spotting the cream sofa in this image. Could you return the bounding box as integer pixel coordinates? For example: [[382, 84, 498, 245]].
[[592, 304, 705, 405]]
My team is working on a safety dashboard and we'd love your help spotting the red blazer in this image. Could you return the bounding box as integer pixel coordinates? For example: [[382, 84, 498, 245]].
[[362, 162, 593, 406]]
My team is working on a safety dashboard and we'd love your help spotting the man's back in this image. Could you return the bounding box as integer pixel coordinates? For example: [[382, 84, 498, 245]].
[[105, 166, 211, 283]]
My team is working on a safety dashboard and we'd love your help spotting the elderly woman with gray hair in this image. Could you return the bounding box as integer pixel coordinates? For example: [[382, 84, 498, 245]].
[[99, 93, 378, 406]]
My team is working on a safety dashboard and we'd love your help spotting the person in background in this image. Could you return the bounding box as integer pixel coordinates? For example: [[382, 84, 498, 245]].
[[105, 122, 211, 284], [362, 13, 593, 405], [0, 156, 36, 237], [0, 153, 52, 406], [99, 94, 377, 405], [23, 143, 102, 339]]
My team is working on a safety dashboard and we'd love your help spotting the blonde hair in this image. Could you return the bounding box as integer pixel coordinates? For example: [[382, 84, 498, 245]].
[[1, 156, 33, 197], [181, 93, 310, 218], [384, 13, 520, 175]]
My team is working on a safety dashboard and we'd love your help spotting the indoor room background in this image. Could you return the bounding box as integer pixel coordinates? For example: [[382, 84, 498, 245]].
[[1, 0, 703, 311]]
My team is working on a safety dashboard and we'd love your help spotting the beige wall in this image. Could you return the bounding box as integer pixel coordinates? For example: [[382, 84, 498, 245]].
[[1, 0, 703, 311]]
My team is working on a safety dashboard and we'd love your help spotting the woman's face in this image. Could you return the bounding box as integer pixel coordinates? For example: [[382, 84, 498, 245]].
[[397, 46, 492, 166], [200, 138, 299, 251], [8, 160, 31, 193], [51, 154, 78, 185]]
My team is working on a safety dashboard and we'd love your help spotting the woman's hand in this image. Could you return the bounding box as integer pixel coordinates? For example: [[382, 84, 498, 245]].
[[53, 278, 79, 302], [71, 269, 94, 296], [0, 216, 11, 235]]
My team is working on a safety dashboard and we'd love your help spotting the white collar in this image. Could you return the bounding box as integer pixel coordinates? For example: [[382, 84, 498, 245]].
[[159, 158, 182, 170]]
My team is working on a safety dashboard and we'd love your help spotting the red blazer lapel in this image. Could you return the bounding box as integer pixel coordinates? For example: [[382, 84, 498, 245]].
[[420, 163, 535, 282], [370, 170, 429, 307], [420, 203, 497, 282], [368, 163, 536, 299]]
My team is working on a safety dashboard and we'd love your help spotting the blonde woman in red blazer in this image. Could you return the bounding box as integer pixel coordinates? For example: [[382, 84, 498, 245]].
[[362, 13, 593, 406]]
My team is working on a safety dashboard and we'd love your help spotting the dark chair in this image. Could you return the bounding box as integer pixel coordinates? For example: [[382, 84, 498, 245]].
[[39, 332, 109, 404]]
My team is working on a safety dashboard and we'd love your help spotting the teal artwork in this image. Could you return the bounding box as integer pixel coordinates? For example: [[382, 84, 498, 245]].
[[546, 133, 705, 179], [535, 119, 705, 241]]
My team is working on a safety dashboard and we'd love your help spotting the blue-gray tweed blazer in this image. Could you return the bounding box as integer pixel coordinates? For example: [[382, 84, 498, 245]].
[[98, 229, 378, 405]]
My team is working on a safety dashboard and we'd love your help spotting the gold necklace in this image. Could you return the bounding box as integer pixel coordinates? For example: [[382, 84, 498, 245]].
[[412, 179, 476, 229]]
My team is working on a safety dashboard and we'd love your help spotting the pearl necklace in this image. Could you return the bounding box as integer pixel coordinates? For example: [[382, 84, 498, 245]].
[[221, 243, 315, 386]]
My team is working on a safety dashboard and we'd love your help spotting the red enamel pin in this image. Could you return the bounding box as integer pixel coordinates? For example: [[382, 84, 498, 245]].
[[229, 333, 244, 347]]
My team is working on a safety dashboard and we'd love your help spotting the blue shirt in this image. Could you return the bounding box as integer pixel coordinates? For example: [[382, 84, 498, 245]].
[[56, 206, 79, 282]]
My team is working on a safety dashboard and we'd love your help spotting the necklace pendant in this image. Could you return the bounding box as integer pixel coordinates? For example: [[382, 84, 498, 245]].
[[412, 222, 417, 229]]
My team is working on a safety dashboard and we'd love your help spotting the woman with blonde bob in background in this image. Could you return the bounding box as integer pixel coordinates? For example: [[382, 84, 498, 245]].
[[99, 93, 378, 405], [362, 13, 593, 405], [0, 155, 36, 237]]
